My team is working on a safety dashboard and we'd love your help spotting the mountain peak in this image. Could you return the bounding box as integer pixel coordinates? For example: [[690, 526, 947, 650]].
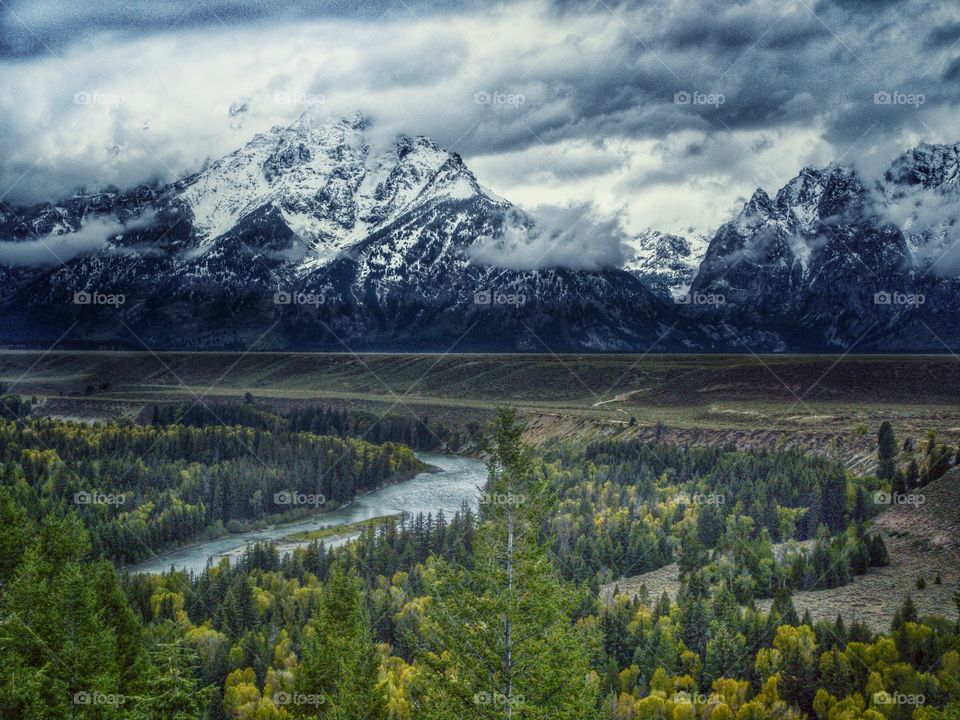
[[176, 113, 491, 252], [624, 229, 708, 299], [886, 141, 960, 191], [816, 164, 866, 218]]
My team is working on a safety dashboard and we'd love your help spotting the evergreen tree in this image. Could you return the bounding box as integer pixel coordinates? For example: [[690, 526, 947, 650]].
[[852, 486, 869, 522], [696, 502, 725, 548], [295, 562, 386, 718], [877, 422, 897, 480], [418, 409, 599, 719], [130, 632, 215, 720], [907, 459, 920, 490], [0, 515, 138, 720], [868, 535, 890, 566], [819, 468, 847, 532], [892, 595, 919, 630], [770, 588, 799, 627], [704, 626, 747, 684], [892, 469, 908, 496]]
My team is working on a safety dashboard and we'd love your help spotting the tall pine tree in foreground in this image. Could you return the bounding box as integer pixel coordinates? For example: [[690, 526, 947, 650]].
[[294, 561, 386, 719], [418, 408, 600, 719]]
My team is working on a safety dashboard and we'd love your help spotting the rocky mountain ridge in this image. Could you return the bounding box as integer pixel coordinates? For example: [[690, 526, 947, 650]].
[[0, 116, 958, 352]]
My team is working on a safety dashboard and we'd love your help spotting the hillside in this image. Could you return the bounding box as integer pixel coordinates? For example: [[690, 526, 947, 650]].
[[603, 469, 960, 632]]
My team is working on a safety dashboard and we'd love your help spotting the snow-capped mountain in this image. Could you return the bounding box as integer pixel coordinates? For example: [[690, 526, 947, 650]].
[[624, 230, 708, 300], [880, 142, 960, 274], [176, 114, 494, 267], [689, 148, 958, 350], [0, 114, 682, 351], [1, 119, 959, 352]]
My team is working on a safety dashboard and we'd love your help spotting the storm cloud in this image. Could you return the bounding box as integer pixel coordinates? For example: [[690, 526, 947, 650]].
[[0, 0, 957, 239]]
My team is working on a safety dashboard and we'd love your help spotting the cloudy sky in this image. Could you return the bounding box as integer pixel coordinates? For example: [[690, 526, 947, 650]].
[[0, 0, 958, 238]]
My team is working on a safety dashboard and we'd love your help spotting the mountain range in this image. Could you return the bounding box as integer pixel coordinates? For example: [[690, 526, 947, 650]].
[[0, 113, 958, 352]]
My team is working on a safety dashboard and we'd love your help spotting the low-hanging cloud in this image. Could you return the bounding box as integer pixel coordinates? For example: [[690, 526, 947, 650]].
[[881, 190, 960, 275], [469, 203, 631, 270], [0, 211, 155, 266]]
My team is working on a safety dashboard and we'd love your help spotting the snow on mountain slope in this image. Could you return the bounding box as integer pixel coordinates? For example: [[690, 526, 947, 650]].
[[2, 124, 960, 352], [881, 142, 960, 274], [0, 113, 676, 351], [624, 229, 708, 299], [177, 113, 498, 269]]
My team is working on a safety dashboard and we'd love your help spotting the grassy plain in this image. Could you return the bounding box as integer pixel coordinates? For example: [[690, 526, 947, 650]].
[[3, 351, 960, 466]]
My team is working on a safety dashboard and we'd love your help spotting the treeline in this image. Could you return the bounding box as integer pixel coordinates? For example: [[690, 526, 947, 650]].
[[149, 399, 480, 451], [679, 523, 890, 602], [123, 504, 480, 676], [0, 416, 424, 563]]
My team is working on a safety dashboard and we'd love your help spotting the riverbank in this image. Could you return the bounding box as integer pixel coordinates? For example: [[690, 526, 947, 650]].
[[118, 461, 430, 573], [125, 452, 486, 575]]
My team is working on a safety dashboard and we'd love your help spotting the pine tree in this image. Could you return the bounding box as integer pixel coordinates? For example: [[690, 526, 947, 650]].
[[295, 562, 386, 718], [906, 459, 920, 490], [129, 633, 214, 720], [852, 486, 869, 522], [770, 588, 799, 627], [892, 469, 908, 496], [418, 409, 599, 719], [696, 502, 725, 548], [704, 626, 747, 684], [818, 468, 847, 532], [0, 515, 135, 720], [877, 422, 897, 480], [867, 535, 889, 566], [892, 595, 919, 630]]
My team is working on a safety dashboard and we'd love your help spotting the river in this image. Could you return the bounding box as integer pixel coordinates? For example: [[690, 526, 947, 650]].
[[125, 452, 487, 575]]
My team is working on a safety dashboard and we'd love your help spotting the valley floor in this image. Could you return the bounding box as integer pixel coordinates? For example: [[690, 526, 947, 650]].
[[4, 352, 960, 468]]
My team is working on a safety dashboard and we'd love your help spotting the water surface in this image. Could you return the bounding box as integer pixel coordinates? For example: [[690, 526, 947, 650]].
[[126, 452, 486, 575]]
